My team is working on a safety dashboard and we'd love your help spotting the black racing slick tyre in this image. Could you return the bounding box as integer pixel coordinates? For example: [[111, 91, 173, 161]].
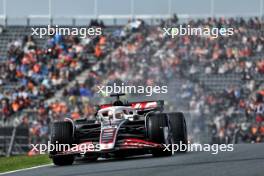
[[52, 155, 74, 166], [168, 112, 188, 152], [50, 121, 74, 166], [147, 113, 172, 157]]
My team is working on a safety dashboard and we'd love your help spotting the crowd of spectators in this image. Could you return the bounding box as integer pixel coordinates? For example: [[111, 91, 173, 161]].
[[0, 22, 111, 115], [0, 16, 264, 145], [74, 16, 264, 143]]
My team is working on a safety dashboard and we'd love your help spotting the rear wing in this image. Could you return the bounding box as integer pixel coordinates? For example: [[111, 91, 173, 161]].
[[98, 100, 164, 111]]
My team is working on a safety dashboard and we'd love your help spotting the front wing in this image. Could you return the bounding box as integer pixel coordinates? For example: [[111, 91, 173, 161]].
[[54, 138, 163, 156]]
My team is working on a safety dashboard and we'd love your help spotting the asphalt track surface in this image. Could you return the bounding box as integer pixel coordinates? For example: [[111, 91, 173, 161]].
[[3, 143, 264, 176]]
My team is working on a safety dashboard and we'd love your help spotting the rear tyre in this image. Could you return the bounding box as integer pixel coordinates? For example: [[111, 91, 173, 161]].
[[147, 113, 172, 157], [168, 112, 188, 152], [50, 121, 74, 166]]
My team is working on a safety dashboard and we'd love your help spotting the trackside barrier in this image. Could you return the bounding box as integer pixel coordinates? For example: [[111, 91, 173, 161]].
[[0, 126, 29, 156]]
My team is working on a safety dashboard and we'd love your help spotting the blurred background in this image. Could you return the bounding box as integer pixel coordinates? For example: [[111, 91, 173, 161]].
[[0, 0, 263, 156]]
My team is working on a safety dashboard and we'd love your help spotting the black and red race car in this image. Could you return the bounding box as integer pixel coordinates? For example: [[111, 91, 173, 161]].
[[49, 94, 187, 166]]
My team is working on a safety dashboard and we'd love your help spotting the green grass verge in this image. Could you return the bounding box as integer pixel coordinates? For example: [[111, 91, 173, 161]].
[[0, 155, 51, 173]]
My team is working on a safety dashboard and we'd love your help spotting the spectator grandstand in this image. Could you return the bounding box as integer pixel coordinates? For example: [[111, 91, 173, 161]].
[[0, 16, 264, 155]]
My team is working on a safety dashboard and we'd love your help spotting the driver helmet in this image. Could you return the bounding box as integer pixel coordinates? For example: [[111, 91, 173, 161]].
[[108, 110, 113, 119], [115, 110, 124, 119]]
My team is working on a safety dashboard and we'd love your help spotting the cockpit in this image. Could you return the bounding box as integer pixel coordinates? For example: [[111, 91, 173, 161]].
[[98, 106, 135, 122]]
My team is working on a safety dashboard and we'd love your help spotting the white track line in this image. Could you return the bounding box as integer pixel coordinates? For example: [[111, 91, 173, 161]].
[[0, 164, 53, 175]]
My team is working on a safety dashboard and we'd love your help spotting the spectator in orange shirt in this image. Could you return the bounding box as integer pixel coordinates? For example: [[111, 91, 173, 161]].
[[94, 44, 102, 58], [12, 100, 20, 112]]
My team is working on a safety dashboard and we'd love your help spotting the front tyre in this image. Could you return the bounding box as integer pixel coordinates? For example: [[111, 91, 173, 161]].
[[52, 155, 74, 166], [50, 121, 74, 166]]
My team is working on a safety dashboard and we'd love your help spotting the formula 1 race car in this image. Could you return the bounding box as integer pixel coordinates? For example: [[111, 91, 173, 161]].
[[49, 94, 187, 166]]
